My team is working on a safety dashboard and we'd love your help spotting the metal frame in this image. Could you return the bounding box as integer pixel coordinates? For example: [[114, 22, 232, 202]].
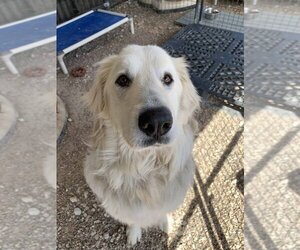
[[176, 0, 244, 33], [57, 9, 134, 74], [0, 11, 56, 74]]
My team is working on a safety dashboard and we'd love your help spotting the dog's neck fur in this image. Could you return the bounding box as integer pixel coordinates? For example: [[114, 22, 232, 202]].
[[90, 116, 194, 187]]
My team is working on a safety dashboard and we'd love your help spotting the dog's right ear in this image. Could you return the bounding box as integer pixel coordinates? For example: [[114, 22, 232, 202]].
[[84, 55, 117, 115]]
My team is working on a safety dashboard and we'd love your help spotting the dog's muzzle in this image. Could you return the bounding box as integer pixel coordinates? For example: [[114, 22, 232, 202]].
[[138, 107, 173, 141]]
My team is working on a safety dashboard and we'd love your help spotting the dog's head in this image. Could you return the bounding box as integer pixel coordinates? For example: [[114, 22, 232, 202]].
[[86, 45, 200, 148]]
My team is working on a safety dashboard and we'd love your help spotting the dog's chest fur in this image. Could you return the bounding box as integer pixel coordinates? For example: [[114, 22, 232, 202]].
[[84, 121, 195, 226]]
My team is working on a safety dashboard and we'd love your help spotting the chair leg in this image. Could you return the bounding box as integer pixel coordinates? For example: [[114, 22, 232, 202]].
[[57, 54, 68, 74], [129, 17, 135, 35], [2, 54, 19, 74]]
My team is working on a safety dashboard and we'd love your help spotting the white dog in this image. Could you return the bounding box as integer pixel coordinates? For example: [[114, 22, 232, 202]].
[[84, 45, 200, 245]]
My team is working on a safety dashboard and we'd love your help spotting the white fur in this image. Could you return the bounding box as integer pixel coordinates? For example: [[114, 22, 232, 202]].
[[84, 45, 200, 245]]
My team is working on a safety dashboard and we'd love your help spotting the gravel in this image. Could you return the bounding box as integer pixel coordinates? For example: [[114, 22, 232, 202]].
[[74, 208, 82, 216]]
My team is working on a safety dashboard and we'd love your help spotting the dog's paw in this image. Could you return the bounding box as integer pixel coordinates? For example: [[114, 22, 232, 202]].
[[126, 225, 142, 246], [159, 214, 173, 234]]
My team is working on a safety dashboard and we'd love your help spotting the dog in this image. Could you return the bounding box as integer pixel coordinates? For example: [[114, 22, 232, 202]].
[[84, 45, 200, 245]]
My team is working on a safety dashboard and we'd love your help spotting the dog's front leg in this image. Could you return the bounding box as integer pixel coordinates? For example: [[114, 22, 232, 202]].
[[126, 224, 142, 245], [159, 214, 173, 234]]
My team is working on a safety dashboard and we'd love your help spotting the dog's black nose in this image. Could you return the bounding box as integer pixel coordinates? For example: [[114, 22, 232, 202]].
[[138, 107, 173, 139]]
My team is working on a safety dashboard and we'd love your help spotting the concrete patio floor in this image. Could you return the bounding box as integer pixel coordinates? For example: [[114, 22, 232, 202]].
[[0, 44, 56, 249]]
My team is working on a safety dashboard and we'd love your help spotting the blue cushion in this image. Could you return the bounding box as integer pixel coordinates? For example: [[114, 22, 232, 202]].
[[57, 11, 125, 53]]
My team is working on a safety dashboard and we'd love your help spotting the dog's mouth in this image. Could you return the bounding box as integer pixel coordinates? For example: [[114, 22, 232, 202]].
[[123, 132, 171, 149], [141, 136, 170, 147]]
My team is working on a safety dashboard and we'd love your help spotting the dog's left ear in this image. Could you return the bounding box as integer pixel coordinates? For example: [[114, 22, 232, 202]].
[[174, 57, 201, 130]]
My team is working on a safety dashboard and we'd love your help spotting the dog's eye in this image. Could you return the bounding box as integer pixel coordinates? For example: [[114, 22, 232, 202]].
[[163, 73, 173, 86], [116, 74, 131, 87]]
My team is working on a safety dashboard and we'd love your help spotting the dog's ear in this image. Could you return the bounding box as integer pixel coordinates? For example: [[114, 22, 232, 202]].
[[174, 57, 201, 131], [84, 55, 117, 115]]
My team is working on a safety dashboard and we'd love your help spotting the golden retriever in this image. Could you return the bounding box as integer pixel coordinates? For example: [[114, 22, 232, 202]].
[[84, 45, 200, 245]]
